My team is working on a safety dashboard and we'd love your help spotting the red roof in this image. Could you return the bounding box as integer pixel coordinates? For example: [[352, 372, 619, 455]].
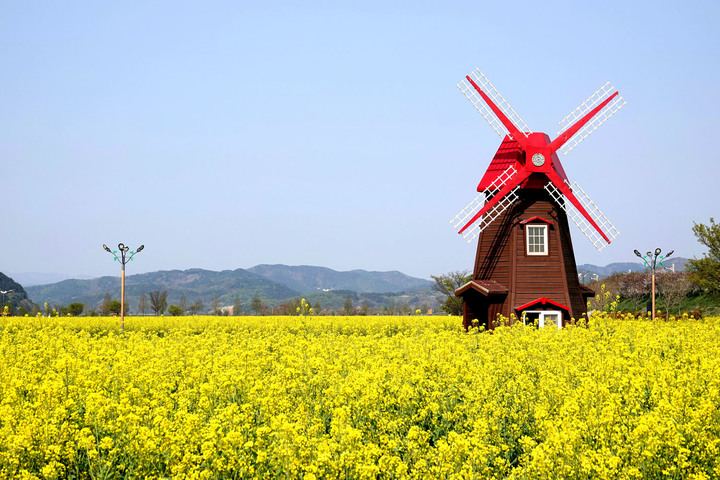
[[476, 136, 523, 191], [476, 134, 570, 192], [520, 216, 553, 225], [515, 297, 569, 312]]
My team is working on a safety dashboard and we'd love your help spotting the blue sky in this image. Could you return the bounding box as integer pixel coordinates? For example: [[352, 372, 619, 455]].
[[1, 0, 719, 280]]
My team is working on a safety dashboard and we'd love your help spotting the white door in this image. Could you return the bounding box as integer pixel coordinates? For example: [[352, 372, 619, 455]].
[[522, 310, 562, 329]]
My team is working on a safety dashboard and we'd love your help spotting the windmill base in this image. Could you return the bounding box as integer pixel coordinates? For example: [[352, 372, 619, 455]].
[[455, 189, 595, 330]]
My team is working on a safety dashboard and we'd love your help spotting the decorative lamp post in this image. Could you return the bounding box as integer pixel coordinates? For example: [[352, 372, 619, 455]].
[[634, 248, 673, 324], [103, 243, 144, 332]]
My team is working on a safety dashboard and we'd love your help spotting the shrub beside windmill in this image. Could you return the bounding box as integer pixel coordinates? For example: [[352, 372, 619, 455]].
[[451, 69, 625, 330]]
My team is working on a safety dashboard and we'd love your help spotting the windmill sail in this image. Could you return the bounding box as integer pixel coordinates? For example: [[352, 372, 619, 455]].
[[544, 181, 620, 251], [450, 165, 519, 242], [458, 69, 532, 140], [556, 82, 626, 155]]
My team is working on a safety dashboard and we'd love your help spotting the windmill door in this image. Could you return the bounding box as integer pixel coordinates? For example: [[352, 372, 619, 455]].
[[522, 310, 562, 329]]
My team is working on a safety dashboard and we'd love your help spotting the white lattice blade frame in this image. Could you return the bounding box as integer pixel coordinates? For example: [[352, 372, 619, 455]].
[[557, 82, 615, 134], [450, 166, 518, 243], [544, 181, 620, 251], [450, 192, 484, 240], [458, 68, 532, 140], [450, 188, 521, 243], [556, 82, 626, 156]]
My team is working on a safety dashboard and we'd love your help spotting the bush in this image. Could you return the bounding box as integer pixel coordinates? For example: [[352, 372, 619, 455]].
[[68, 303, 85, 317]]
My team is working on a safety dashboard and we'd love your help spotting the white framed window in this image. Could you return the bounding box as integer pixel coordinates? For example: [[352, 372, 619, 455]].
[[522, 310, 562, 329], [526, 225, 548, 255]]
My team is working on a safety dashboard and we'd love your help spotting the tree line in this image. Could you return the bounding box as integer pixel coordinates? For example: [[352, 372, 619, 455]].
[[8, 290, 433, 317]]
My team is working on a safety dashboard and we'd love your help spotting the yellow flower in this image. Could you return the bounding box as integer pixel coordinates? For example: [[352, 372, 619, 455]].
[[0, 313, 718, 479]]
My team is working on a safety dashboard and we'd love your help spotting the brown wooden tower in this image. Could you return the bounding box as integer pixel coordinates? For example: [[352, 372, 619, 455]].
[[450, 69, 625, 329]]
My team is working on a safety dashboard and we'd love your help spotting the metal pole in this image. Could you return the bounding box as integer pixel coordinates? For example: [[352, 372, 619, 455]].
[[634, 248, 671, 325], [121, 264, 126, 334], [104, 243, 143, 334], [651, 271, 656, 325]]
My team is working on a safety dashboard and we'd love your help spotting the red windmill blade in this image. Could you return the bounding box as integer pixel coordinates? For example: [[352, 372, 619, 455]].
[[451, 68, 624, 250], [457, 69, 532, 140], [556, 82, 627, 155]]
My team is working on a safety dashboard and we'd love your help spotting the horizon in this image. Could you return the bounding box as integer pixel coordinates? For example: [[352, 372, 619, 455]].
[[6, 256, 689, 288], [2, 2, 718, 280]]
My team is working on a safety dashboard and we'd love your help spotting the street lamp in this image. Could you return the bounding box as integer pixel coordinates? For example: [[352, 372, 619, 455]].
[[634, 248, 673, 324], [103, 243, 144, 332]]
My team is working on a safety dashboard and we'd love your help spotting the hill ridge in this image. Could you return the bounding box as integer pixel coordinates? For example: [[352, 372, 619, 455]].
[[24, 265, 434, 312]]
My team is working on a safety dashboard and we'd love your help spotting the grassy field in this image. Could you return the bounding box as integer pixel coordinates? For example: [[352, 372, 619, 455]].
[[1, 314, 719, 479]]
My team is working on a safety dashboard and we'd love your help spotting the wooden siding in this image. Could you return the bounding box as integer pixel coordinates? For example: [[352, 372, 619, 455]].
[[462, 188, 589, 328]]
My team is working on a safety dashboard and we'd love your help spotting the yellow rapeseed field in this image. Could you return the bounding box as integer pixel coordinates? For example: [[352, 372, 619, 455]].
[[1, 314, 719, 479]]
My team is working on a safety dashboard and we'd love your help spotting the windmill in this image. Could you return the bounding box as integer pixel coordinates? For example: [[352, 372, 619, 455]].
[[450, 69, 625, 330]]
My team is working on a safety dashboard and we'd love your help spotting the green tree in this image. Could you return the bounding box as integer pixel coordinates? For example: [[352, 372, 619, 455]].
[[167, 304, 183, 316], [251, 293, 263, 315], [687, 218, 720, 293], [343, 296, 354, 315], [431, 271, 472, 316], [108, 300, 122, 316], [68, 302, 85, 316], [233, 294, 242, 316]]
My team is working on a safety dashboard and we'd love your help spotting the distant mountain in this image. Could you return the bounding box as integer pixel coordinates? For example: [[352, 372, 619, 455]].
[[247, 264, 433, 294], [7, 272, 95, 287], [24, 265, 435, 313], [0, 272, 29, 308], [26, 268, 300, 312], [578, 257, 688, 279]]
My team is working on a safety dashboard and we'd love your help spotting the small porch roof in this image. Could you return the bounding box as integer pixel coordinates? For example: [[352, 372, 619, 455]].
[[579, 284, 596, 298], [455, 280, 508, 297]]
